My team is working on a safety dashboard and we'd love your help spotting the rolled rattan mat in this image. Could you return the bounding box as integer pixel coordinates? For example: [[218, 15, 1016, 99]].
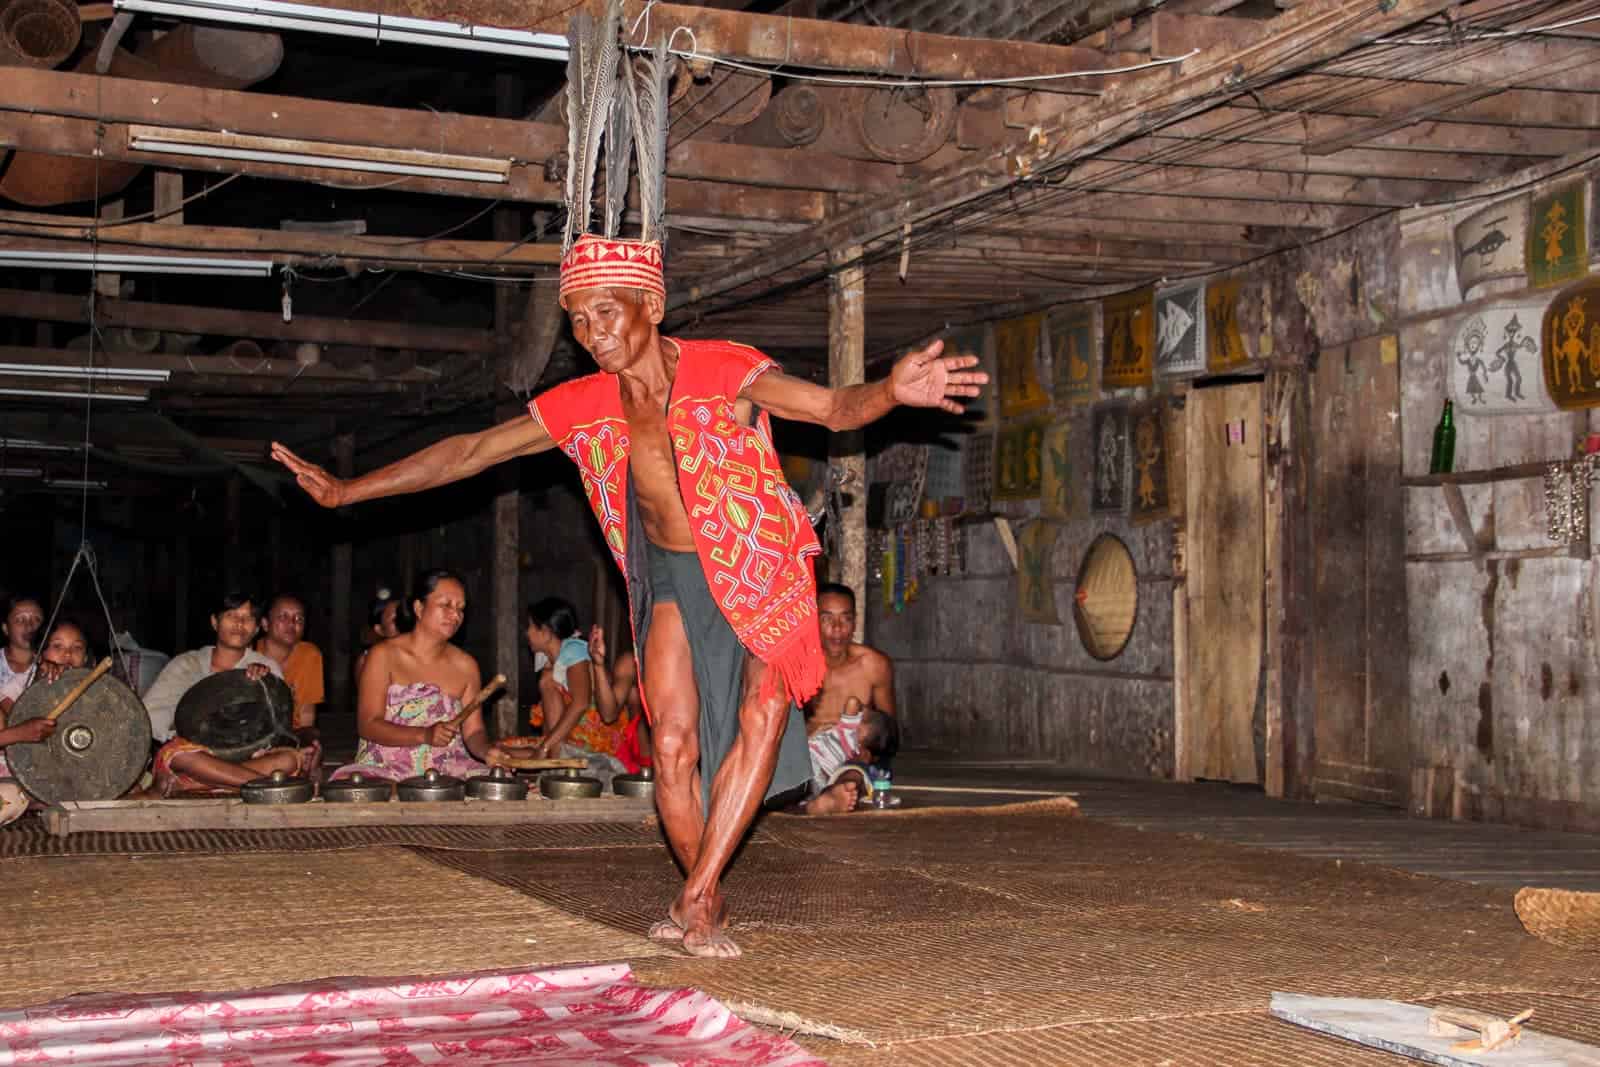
[[0, 847, 669, 1011], [412, 803, 1600, 1057], [0, 817, 663, 857], [1516, 887, 1600, 950]]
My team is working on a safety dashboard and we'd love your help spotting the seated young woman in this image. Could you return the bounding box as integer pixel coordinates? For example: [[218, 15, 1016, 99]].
[[587, 625, 652, 774], [523, 597, 609, 760], [331, 568, 507, 781], [0, 619, 87, 824]]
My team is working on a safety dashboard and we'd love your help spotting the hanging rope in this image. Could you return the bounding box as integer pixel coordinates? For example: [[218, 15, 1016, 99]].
[[41, 542, 134, 686], [37, 69, 132, 686]]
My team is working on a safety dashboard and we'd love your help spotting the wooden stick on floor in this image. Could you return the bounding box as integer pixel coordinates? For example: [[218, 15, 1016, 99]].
[[44, 657, 113, 721]]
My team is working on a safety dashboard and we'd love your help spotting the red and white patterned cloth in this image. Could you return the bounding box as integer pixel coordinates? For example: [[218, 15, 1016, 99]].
[[0, 963, 825, 1066]]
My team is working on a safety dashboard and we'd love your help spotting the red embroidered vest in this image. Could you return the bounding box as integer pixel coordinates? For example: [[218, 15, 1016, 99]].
[[529, 338, 825, 706]]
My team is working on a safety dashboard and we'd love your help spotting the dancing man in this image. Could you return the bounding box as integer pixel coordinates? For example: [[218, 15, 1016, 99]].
[[273, 237, 983, 956]]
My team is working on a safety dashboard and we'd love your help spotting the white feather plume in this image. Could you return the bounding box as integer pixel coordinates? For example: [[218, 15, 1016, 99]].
[[603, 61, 633, 239], [626, 37, 670, 247], [562, 5, 620, 253]]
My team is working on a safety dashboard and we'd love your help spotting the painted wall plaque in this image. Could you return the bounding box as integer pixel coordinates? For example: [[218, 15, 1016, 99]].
[[1129, 400, 1172, 524], [1206, 277, 1249, 372], [1091, 402, 1130, 514], [1048, 305, 1096, 407], [1101, 288, 1154, 390], [1154, 283, 1207, 379], [1455, 196, 1527, 297], [1541, 277, 1600, 409], [1040, 417, 1075, 520], [943, 323, 995, 424], [1528, 181, 1587, 290], [995, 313, 1050, 417], [1447, 299, 1555, 415], [994, 417, 1046, 502], [1017, 520, 1061, 625]]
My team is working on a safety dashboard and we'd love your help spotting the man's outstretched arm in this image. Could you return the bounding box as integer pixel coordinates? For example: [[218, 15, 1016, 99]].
[[271, 413, 553, 508], [741, 338, 987, 432]]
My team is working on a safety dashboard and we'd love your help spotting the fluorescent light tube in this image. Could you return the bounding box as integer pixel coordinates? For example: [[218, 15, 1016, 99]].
[[45, 478, 109, 490], [0, 362, 171, 383], [128, 126, 510, 184], [112, 0, 568, 60], [0, 437, 79, 452], [0, 467, 43, 478], [0, 251, 273, 276], [0, 388, 147, 402]]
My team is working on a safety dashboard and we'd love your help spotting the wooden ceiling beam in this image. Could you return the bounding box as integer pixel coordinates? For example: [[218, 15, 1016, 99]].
[[1096, 140, 1525, 183], [0, 287, 496, 354], [664, 0, 1465, 317], [0, 346, 438, 385], [1158, 103, 1598, 158], [1318, 38, 1600, 91], [0, 68, 893, 209], [1063, 158, 1464, 207], [315, 0, 1141, 90], [0, 212, 559, 271], [1255, 76, 1600, 128]]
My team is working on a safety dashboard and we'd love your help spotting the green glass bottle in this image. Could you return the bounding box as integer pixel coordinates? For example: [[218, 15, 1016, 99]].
[[1429, 399, 1456, 475]]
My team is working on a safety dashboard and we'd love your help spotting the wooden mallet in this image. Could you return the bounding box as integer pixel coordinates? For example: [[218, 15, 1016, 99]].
[[44, 657, 114, 722], [448, 674, 506, 728]]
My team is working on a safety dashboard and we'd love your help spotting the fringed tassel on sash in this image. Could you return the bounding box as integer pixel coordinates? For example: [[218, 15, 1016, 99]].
[[758, 627, 827, 708]]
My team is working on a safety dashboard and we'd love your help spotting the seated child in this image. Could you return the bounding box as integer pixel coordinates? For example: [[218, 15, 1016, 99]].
[[803, 697, 900, 816]]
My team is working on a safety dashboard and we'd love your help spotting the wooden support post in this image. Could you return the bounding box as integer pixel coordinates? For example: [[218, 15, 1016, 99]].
[[1263, 367, 1315, 799], [35, 277, 52, 348], [153, 170, 183, 224], [330, 433, 354, 714], [827, 243, 867, 641], [95, 200, 123, 299], [174, 534, 190, 650], [492, 471, 521, 740], [224, 473, 241, 593]]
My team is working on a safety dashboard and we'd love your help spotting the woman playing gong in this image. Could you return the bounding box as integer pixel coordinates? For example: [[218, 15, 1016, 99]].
[[332, 568, 506, 781]]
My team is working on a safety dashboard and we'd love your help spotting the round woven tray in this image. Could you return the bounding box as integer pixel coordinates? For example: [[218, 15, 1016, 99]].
[[1514, 886, 1600, 950]]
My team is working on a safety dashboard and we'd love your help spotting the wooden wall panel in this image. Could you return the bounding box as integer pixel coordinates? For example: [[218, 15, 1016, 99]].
[[1312, 337, 1409, 805]]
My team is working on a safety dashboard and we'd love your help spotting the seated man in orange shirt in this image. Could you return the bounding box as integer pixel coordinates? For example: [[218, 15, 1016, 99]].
[[255, 593, 324, 735]]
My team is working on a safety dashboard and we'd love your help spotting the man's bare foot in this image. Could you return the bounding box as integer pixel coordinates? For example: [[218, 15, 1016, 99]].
[[675, 893, 740, 959], [806, 781, 859, 815], [648, 917, 685, 941]]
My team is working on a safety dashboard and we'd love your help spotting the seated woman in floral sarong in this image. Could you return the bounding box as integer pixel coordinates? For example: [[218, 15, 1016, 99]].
[[332, 568, 507, 781], [524, 597, 611, 759]]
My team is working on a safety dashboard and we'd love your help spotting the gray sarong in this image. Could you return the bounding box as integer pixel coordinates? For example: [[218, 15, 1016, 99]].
[[625, 488, 811, 808]]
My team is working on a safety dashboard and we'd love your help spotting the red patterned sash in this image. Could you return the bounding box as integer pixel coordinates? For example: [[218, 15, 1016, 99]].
[[530, 339, 824, 706]]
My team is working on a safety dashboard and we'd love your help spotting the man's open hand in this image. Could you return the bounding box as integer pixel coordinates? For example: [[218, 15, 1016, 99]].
[[270, 443, 346, 508], [889, 339, 988, 414]]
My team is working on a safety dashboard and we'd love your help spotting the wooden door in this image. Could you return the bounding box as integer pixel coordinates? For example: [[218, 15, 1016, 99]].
[[1310, 338, 1409, 806], [1182, 382, 1265, 783]]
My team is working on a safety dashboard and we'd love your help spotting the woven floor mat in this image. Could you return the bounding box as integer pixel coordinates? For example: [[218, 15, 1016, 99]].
[[0, 817, 664, 857], [411, 804, 1600, 1054], [797, 1012, 1417, 1066], [0, 847, 668, 1011]]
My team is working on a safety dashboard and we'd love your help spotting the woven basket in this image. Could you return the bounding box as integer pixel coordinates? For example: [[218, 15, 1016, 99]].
[[0, 0, 80, 69], [1514, 886, 1600, 950]]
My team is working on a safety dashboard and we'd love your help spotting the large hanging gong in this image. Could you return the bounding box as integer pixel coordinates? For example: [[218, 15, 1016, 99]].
[[8, 668, 152, 803], [174, 670, 295, 762]]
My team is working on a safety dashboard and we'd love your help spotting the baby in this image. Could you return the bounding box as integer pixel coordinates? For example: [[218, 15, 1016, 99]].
[[804, 697, 900, 815]]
